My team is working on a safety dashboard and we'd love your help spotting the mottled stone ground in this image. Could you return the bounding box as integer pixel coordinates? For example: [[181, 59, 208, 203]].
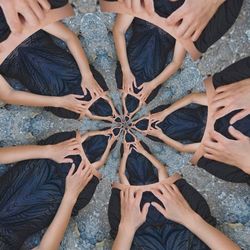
[[0, 1, 249, 249]]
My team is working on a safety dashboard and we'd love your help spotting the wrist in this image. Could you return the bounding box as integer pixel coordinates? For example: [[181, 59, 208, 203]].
[[82, 70, 93, 80], [63, 191, 78, 206], [118, 222, 137, 236], [43, 145, 54, 159], [121, 66, 132, 74], [182, 210, 202, 229], [53, 96, 63, 108]]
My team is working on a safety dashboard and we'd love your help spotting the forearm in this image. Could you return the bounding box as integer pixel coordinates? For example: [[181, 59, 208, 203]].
[[66, 35, 92, 78], [112, 224, 135, 250], [151, 61, 182, 87], [184, 212, 240, 250], [35, 194, 76, 250], [113, 30, 131, 73], [3, 89, 60, 108], [0, 145, 52, 164]]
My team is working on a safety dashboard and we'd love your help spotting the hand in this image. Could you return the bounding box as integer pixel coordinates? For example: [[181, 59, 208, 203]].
[[152, 183, 194, 225], [81, 74, 103, 97], [123, 141, 133, 155], [49, 138, 82, 164], [122, 69, 137, 93], [166, 0, 224, 41], [117, 0, 155, 15], [212, 80, 250, 124], [65, 162, 93, 202], [203, 127, 250, 174], [136, 82, 155, 103], [150, 111, 166, 124], [59, 94, 88, 114], [0, 0, 51, 33], [119, 188, 150, 233]]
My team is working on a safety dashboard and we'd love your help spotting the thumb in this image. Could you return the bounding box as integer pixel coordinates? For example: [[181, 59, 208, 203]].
[[142, 203, 150, 219], [230, 109, 249, 125], [67, 163, 75, 176], [165, 7, 184, 25], [228, 126, 246, 140]]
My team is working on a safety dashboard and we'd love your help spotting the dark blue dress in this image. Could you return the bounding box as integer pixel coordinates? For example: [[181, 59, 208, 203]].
[[0, 0, 68, 42], [0, 30, 113, 120], [0, 131, 104, 249], [109, 143, 216, 250], [115, 0, 184, 113], [198, 57, 250, 184]]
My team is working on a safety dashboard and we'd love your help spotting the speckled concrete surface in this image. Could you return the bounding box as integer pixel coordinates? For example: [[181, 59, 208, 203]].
[[0, 1, 249, 249]]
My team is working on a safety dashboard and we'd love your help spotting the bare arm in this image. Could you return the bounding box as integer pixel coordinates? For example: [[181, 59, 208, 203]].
[[119, 147, 130, 185], [0, 75, 59, 108], [0, 138, 82, 165], [113, 14, 134, 74], [150, 41, 186, 88]]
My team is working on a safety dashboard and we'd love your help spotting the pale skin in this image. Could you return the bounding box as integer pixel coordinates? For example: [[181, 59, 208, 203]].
[[113, 184, 240, 250], [0, 0, 51, 34], [113, 13, 186, 104], [166, 0, 226, 41], [32, 161, 94, 250], [134, 92, 207, 153], [211, 79, 250, 124], [203, 126, 250, 174], [0, 21, 105, 117], [0, 137, 82, 165], [119, 137, 168, 184]]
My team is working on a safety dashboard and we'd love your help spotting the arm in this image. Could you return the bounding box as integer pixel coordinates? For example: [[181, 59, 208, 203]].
[[113, 14, 134, 75], [112, 189, 149, 250], [43, 22, 103, 95], [0, 76, 86, 114], [152, 92, 208, 121], [0, 137, 82, 164], [33, 162, 93, 250], [119, 145, 130, 185], [0, 75, 59, 108], [152, 183, 240, 250], [150, 41, 186, 88]]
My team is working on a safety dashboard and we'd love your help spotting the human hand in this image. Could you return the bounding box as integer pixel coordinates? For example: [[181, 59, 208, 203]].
[[49, 138, 82, 164], [203, 127, 250, 174], [166, 0, 224, 41], [59, 94, 88, 114], [65, 161, 93, 202], [136, 82, 155, 103], [212, 80, 250, 124], [0, 0, 51, 33], [122, 69, 137, 93], [152, 183, 195, 225], [117, 0, 155, 15], [81, 74, 103, 98], [119, 188, 150, 233]]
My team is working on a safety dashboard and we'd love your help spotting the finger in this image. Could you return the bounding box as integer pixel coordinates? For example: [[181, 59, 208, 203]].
[[131, 0, 143, 13], [19, 5, 39, 26], [191, 28, 202, 41], [124, 188, 129, 202], [183, 24, 196, 39], [203, 140, 219, 150], [151, 189, 166, 205], [135, 190, 143, 206], [230, 110, 249, 125], [62, 157, 74, 164], [128, 188, 135, 201], [38, 0, 51, 10], [82, 165, 92, 177], [204, 146, 218, 156], [67, 163, 75, 176], [165, 7, 185, 25], [170, 184, 181, 195], [28, 0, 45, 19], [213, 106, 232, 120], [210, 130, 227, 143], [68, 149, 82, 156], [215, 84, 234, 94], [2, 4, 22, 33], [120, 190, 125, 203], [228, 126, 246, 140], [212, 91, 231, 102], [74, 94, 87, 100], [124, 0, 132, 9], [144, 0, 155, 15], [151, 202, 166, 215], [204, 153, 218, 161], [142, 203, 150, 219]]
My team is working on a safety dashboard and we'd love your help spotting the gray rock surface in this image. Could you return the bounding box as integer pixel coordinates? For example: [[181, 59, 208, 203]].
[[0, 0, 249, 249]]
